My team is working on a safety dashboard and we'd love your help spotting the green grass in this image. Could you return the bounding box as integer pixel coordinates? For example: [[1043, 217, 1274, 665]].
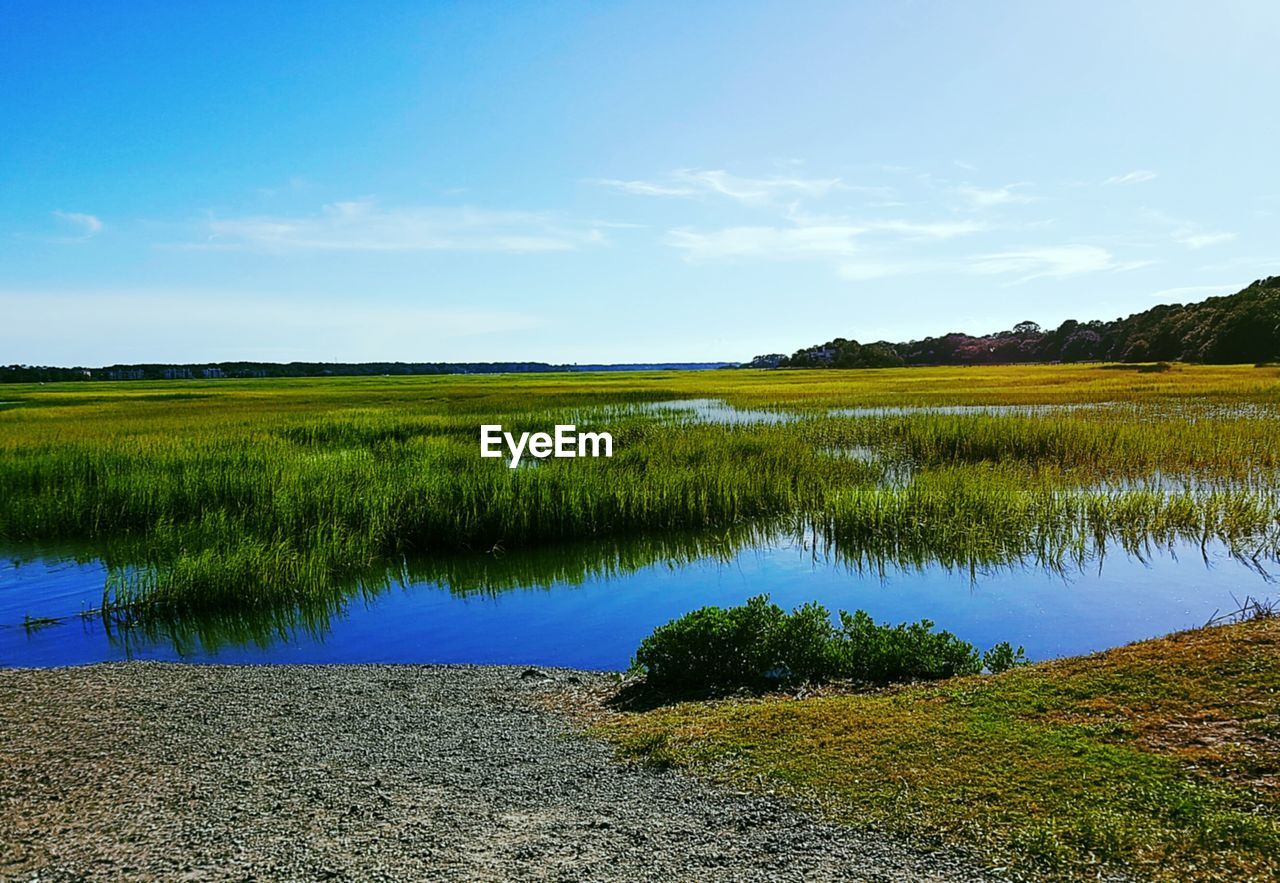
[[597, 617, 1280, 881], [1, 364, 1278, 618]]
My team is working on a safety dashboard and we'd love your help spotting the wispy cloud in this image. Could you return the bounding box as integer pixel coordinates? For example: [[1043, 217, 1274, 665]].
[[665, 225, 863, 260], [189, 200, 604, 253], [50, 210, 103, 240], [592, 179, 698, 198], [837, 245, 1148, 285], [1176, 230, 1236, 249], [953, 184, 1034, 209], [1105, 169, 1158, 185], [957, 181, 1034, 209], [592, 169, 845, 204], [966, 245, 1143, 284], [665, 216, 987, 262], [1141, 209, 1235, 251], [863, 219, 989, 239]]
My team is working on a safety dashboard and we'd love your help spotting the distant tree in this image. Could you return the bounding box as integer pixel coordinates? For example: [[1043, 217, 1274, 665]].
[[746, 276, 1279, 370]]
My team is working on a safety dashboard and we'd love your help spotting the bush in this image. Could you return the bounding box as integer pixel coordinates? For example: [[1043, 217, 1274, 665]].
[[834, 609, 981, 683], [633, 595, 1012, 692], [775, 601, 839, 682], [983, 641, 1028, 673], [631, 595, 787, 691]]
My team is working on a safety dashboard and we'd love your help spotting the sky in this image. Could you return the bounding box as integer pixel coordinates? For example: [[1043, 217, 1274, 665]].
[[3, 1, 1279, 366]]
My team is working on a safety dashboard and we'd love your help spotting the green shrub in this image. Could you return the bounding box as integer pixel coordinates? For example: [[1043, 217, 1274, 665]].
[[631, 595, 787, 690], [983, 640, 1029, 673], [633, 595, 1001, 692], [775, 601, 839, 682], [834, 609, 981, 682]]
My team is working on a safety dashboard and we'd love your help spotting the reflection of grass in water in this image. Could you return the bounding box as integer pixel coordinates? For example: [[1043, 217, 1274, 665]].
[[102, 523, 779, 655], [106, 585, 357, 657], [814, 466, 1280, 578], [0, 365, 1277, 618], [404, 522, 776, 596], [99, 498, 1280, 659]]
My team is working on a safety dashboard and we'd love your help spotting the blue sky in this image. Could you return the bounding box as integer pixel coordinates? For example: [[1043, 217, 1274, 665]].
[[3, 1, 1278, 365]]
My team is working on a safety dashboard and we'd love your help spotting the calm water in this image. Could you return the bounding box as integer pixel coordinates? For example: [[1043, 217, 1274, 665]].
[[641, 399, 1105, 423], [636, 398, 799, 424], [2, 534, 1274, 669]]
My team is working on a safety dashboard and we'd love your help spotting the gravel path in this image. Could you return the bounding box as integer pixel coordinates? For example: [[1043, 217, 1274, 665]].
[[1, 663, 998, 882]]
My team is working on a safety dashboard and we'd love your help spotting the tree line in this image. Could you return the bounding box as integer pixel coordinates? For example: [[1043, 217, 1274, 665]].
[[750, 276, 1280, 368], [0, 360, 735, 384]]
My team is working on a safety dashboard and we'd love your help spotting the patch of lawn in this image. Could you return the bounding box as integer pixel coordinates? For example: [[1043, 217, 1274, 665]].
[[596, 618, 1280, 881]]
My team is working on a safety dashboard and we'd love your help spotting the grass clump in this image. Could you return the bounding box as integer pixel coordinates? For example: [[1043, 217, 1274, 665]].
[[632, 595, 1018, 692]]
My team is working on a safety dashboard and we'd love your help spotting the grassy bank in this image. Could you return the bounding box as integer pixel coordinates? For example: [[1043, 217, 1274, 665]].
[[1, 364, 1278, 618], [597, 617, 1280, 881]]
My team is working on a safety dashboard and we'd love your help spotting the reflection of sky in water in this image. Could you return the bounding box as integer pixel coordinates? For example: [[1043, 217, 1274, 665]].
[[3, 538, 1275, 670], [636, 398, 798, 424]]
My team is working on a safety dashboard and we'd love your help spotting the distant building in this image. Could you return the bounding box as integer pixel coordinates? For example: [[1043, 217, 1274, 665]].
[[163, 367, 192, 380], [105, 368, 144, 381], [201, 367, 225, 378]]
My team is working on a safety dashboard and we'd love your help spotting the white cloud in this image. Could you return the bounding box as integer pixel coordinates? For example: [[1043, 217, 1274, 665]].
[[862, 219, 988, 239], [51, 210, 103, 239], [1149, 284, 1233, 301], [831, 245, 1146, 285], [192, 200, 603, 253], [665, 225, 863, 260], [965, 245, 1129, 283], [1142, 210, 1236, 251], [954, 184, 1034, 209], [1176, 231, 1236, 249], [664, 216, 987, 262], [590, 179, 699, 198], [592, 168, 844, 204], [1105, 169, 1158, 185]]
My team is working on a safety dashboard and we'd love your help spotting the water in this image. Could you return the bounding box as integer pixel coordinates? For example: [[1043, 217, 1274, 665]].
[[635, 398, 799, 424], [638, 399, 1103, 423], [2, 534, 1273, 669]]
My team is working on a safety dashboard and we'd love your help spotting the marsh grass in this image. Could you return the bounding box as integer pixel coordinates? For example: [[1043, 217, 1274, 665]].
[[1, 365, 1278, 618]]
